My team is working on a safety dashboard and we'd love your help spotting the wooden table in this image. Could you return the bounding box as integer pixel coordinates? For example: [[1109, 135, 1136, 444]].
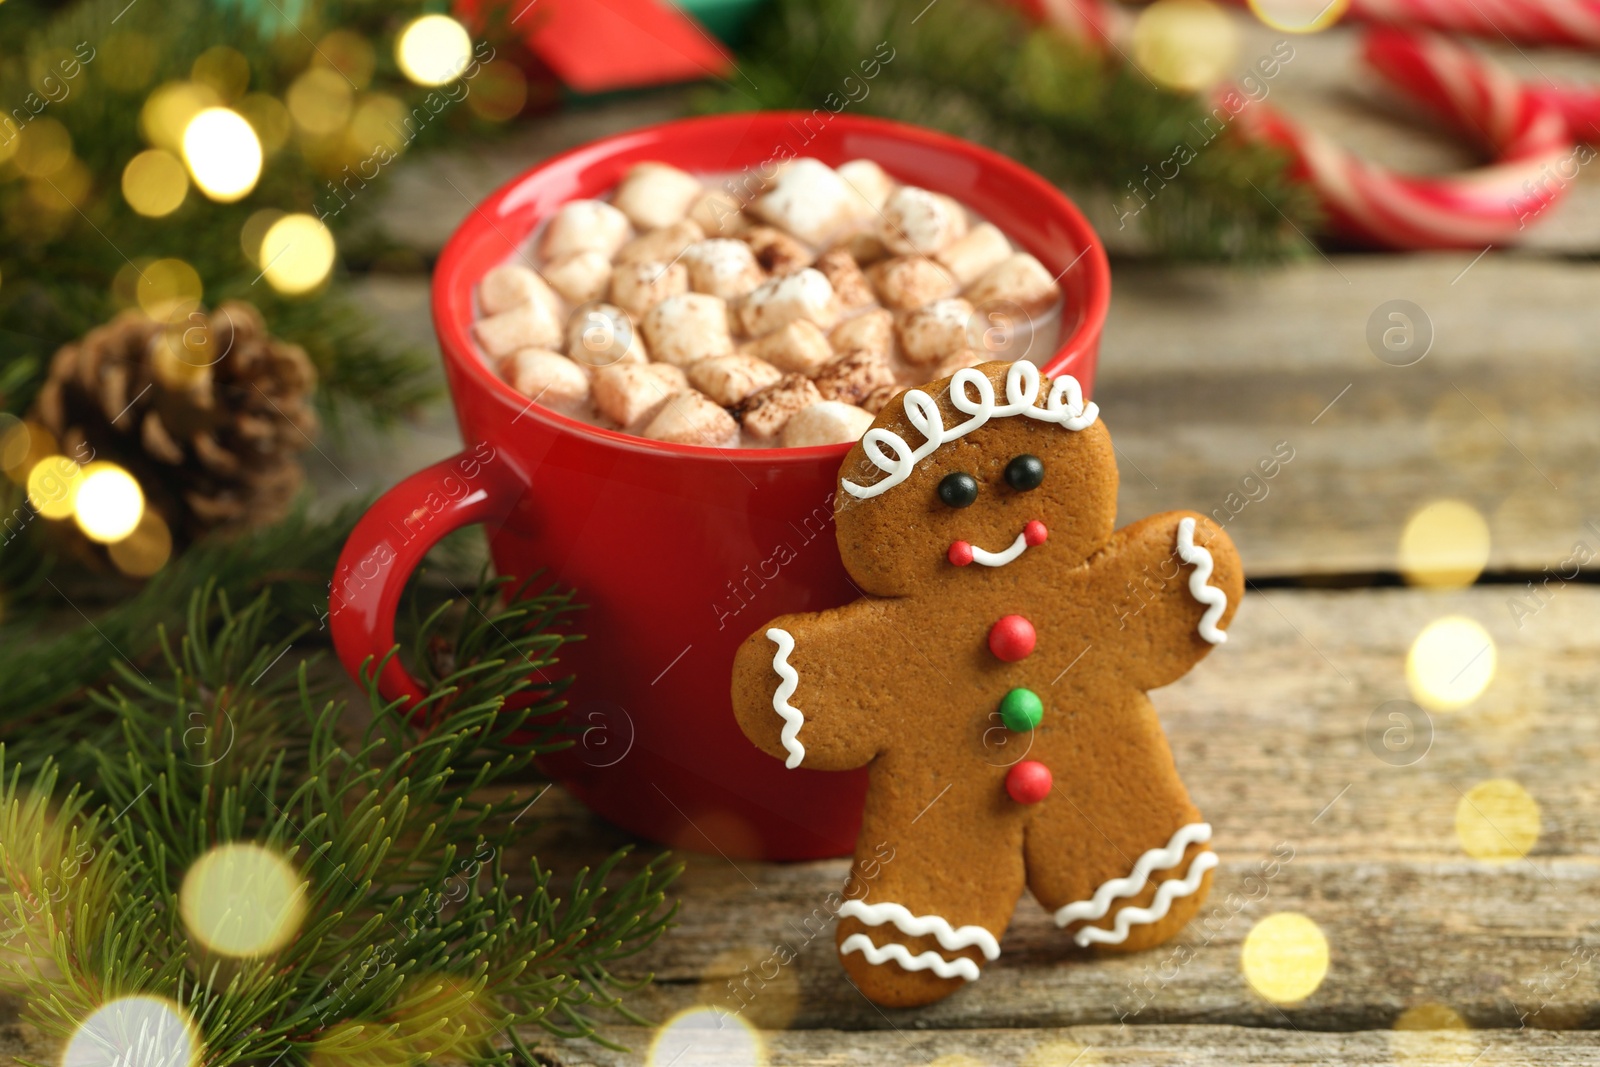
[[41, 21, 1592, 1065]]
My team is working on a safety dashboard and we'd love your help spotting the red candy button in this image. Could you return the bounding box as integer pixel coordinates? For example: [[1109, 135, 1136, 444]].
[[1024, 520, 1048, 546], [988, 614, 1036, 661], [948, 540, 974, 567], [1006, 760, 1053, 804]]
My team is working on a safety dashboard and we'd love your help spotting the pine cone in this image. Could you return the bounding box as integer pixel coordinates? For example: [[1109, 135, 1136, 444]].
[[30, 302, 318, 544]]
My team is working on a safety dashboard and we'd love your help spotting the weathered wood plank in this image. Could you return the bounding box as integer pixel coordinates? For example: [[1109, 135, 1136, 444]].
[[344, 260, 1600, 579], [485, 586, 1600, 1035]]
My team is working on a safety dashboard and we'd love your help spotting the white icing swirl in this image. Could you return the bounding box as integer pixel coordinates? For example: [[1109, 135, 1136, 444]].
[[766, 627, 805, 769], [969, 531, 1029, 568], [1053, 822, 1213, 928], [1071, 851, 1218, 947], [1176, 517, 1228, 645], [837, 900, 1001, 960], [840, 934, 982, 981], [842, 361, 1099, 500]]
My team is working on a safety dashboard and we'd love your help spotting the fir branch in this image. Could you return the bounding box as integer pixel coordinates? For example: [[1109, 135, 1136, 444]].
[[1, 581, 678, 1064], [698, 0, 1320, 261]]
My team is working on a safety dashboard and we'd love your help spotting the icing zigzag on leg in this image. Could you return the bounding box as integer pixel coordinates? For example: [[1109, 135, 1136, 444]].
[[837, 900, 1001, 959], [1072, 851, 1219, 947], [1053, 822, 1212, 927], [840, 934, 982, 981]]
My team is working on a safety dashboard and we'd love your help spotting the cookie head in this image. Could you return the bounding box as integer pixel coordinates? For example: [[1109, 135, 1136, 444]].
[[834, 361, 1118, 596]]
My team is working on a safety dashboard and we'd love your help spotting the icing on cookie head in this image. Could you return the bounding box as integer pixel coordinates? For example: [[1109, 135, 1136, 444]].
[[834, 360, 1116, 596]]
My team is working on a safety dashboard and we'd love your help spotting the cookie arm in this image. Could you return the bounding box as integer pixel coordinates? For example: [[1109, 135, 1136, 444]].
[[730, 598, 891, 772], [1091, 511, 1243, 691]]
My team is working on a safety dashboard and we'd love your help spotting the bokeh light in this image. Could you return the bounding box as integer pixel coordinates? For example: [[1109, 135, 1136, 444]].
[[1456, 779, 1540, 864], [315, 30, 377, 89], [396, 15, 474, 87], [1023, 1040, 1102, 1067], [181, 107, 262, 202], [1407, 616, 1496, 712], [101, 31, 160, 92], [260, 213, 336, 294], [14, 117, 73, 177], [1131, 0, 1239, 93], [241, 208, 286, 265], [73, 462, 145, 543], [390, 975, 494, 1061], [140, 81, 222, 152], [1390, 1002, 1477, 1066], [1398, 499, 1490, 589], [136, 258, 204, 323], [190, 45, 251, 102], [1241, 912, 1328, 1004], [62, 995, 197, 1067], [122, 148, 190, 218], [0, 417, 49, 481], [1248, 0, 1349, 32], [349, 93, 409, 154], [26, 455, 84, 519], [287, 68, 355, 136], [179, 842, 307, 957], [236, 92, 293, 155], [466, 61, 529, 123], [109, 509, 174, 577], [647, 1007, 764, 1067]]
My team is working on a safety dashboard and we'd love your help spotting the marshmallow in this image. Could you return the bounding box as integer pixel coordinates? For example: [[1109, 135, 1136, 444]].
[[742, 319, 835, 376], [752, 158, 857, 246], [479, 263, 562, 318], [934, 348, 984, 378], [615, 220, 706, 266], [609, 260, 689, 319], [738, 268, 840, 337], [829, 308, 894, 362], [689, 189, 750, 237], [566, 303, 647, 370], [612, 162, 704, 231], [814, 348, 895, 408], [544, 250, 613, 306], [880, 186, 969, 257], [541, 199, 631, 262], [642, 389, 740, 447], [831, 228, 890, 266], [641, 292, 735, 367], [741, 374, 823, 442], [897, 298, 974, 365], [780, 400, 875, 448], [814, 248, 875, 310], [838, 159, 895, 217], [682, 239, 765, 301], [593, 361, 686, 426], [868, 256, 957, 311], [501, 349, 589, 408], [964, 253, 1061, 314], [741, 226, 814, 276], [936, 222, 1012, 287], [688, 353, 783, 406], [860, 382, 901, 414], [473, 300, 563, 358]]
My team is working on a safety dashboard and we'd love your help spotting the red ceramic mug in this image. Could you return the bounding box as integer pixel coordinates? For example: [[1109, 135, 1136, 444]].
[[331, 112, 1110, 861]]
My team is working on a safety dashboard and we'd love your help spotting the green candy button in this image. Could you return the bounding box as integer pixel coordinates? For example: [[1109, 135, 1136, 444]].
[[999, 687, 1043, 732]]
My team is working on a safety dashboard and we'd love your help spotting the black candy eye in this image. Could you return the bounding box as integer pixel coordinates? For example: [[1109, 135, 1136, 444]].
[[1005, 454, 1045, 491], [938, 472, 979, 508]]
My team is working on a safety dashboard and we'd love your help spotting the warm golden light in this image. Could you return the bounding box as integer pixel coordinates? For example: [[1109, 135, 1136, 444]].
[[287, 68, 355, 136], [109, 509, 173, 577], [260, 213, 336, 294], [1241, 912, 1328, 1004], [241, 208, 285, 265], [13, 117, 72, 177], [190, 45, 252, 102], [25, 455, 83, 519], [62, 995, 197, 1067], [236, 92, 292, 155], [140, 81, 222, 152], [1390, 1002, 1476, 1066], [179, 842, 307, 957], [315, 30, 377, 89], [73, 462, 145, 543], [136, 258, 204, 323], [181, 107, 263, 202], [396, 15, 474, 87], [2, 421, 54, 485], [1407, 616, 1496, 712], [647, 1007, 764, 1067], [1398, 499, 1490, 589], [122, 148, 190, 217], [1456, 778, 1540, 864], [466, 61, 528, 123], [1131, 0, 1239, 93], [1248, 0, 1349, 32]]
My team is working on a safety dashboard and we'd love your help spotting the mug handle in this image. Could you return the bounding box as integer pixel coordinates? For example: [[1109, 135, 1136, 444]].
[[330, 446, 523, 714]]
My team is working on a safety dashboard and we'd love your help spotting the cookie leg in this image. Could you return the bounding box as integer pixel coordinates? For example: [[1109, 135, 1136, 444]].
[[1043, 826, 1216, 953], [837, 776, 1027, 1008]]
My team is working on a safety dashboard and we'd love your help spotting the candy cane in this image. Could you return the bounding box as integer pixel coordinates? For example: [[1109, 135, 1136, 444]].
[[1237, 29, 1575, 248], [1348, 0, 1600, 48]]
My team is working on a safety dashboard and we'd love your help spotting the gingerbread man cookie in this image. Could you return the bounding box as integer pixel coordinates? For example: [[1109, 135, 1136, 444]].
[[730, 360, 1242, 1007]]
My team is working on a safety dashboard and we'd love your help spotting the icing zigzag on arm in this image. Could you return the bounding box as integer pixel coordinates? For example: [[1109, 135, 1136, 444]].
[[766, 627, 805, 769], [837, 900, 1001, 960], [840, 934, 982, 981], [1175, 517, 1228, 645]]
